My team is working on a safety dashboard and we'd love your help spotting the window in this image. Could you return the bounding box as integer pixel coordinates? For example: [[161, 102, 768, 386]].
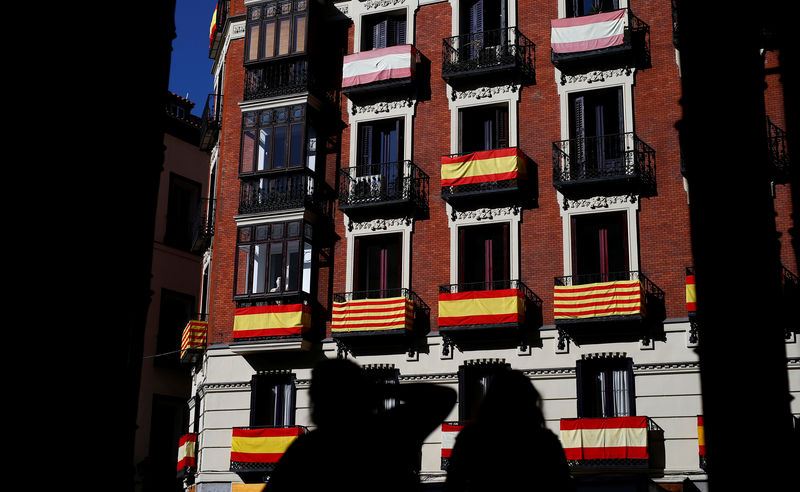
[[460, 0, 506, 35], [355, 118, 404, 197], [234, 221, 312, 298], [459, 104, 509, 153], [164, 173, 202, 251], [567, 0, 619, 18], [576, 356, 634, 418], [363, 365, 400, 413], [244, 0, 308, 63], [362, 11, 407, 51], [155, 289, 196, 368], [571, 211, 628, 279], [240, 105, 306, 174], [458, 223, 509, 288], [458, 361, 510, 421], [569, 88, 624, 173], [250, 372, 296, 427], [353, 233, 402, 296]]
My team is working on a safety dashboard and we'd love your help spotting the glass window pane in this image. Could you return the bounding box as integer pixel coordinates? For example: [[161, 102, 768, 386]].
[[289, 124, 304, 168], [256, 225, 269, 241], [294, 15, 306, 53], [253, 244, 268, 294], [274, 126, 287, 169], [236, 245, 252, 295], [287, 221, 300, 238], [238, 226, 253, 243], [241, 131, 256, 173], [278, 18, 291, 56], [258, 128, 272, 171], [263, 21, 276, 58], [272, 223, 284, 239], [247, 24, 261, 61], [302, 242, 312, 294], [285, 240, 300, 291], [268, 243, 284, 292]]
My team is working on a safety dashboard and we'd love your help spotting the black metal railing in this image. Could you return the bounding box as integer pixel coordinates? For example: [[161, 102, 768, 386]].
[[442, 27, 535, 81], [209, 0, 229, 58], [239, 172, 330, 215], [191, 198, 216, 253], [338, 161, 429, 212], [552, 132, 656, 193], [440, 147, 527, 199], [767, 117, 790, 182], [200, 93, 223, 151], [235, 291, 313, 309], [244, 59, 310, 101]]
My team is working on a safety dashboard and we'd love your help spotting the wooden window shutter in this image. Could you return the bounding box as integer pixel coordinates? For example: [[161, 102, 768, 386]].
[[359, 124, 374, 167], [574, 96, 586, 164]]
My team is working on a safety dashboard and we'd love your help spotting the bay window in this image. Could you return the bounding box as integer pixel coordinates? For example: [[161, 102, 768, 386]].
[[244, 0, 308, 63]]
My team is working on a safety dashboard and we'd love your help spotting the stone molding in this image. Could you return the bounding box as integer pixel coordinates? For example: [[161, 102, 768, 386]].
[[347, 216, 413, 232], [450, 83, 519, 102], [350, 98, 416, 116], [563, 194, 637, 211]]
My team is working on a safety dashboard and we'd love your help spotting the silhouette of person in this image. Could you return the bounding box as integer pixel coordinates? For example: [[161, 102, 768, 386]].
[[266, 358, 456, 492], [444, 370, 574, 492]]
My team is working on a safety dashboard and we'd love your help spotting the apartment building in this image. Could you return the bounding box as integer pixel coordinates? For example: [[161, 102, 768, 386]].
[[176, 1, 798, 491]]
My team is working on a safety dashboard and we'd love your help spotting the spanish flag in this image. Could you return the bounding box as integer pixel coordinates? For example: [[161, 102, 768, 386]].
[[697, 416, 705, 456], [439, 289, 525, 327], [560, 417, 649, 460], [554, 280, 644, 320], [181, 320, 208, 360], [177, 433, 197, 471], [233, 304, 311, 339], [332, 296, 414, 333], [686, 272, 697, 313], [441, 147, 526, 187], [209, 4, 218, 48], [230, 427, 305, 465]]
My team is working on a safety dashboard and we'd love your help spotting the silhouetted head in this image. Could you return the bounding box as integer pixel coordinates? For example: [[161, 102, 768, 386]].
[[309, 358, 374, 429], [476, 369, 545, 428]]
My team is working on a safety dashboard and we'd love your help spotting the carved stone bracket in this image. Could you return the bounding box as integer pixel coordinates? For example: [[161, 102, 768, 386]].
[[562, 194, 637, 211], [335, 339, 349, 359], [351, 98, 415, 116], [559, 68, 631, 86], [348, 216, 412, 232], [450, 83, 519, 102], [450, 206, 520, 223]]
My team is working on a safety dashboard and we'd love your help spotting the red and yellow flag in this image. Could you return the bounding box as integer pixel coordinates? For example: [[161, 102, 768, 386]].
[[181, 320, 208, 359], [554, 280, 644, 320], [233, 304, 311, 339], [697, 416, 705, 456], [332, 296, 414, 333], [441, 147, 526, 187], [560, 417, 649, 460], [177, 433, 197, 471], [686, 273, 697, 313], [209, 4, 218, 48], [230, 427, 305, 464], [438, 289, 525, 327]]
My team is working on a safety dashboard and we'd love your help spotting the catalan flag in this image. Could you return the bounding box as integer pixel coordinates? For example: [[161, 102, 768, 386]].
[[560, 416, 649, 460], [177, 433, 197, 471], [439, 289, 525, 328], [554, 280, 644, 320], [181, 320, 208, 360], [686, 272, 697, 313], [441, 148, 527, 187], [551, 9, 627, 54], [233, 304, 311, 340], [332, 296, 414, 333], [230, 427, 305, 465]]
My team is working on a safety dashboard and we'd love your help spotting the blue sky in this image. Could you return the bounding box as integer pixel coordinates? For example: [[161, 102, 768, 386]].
[[169, 0, 219, 115]]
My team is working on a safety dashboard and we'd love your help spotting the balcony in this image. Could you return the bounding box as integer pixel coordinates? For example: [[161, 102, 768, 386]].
[[232, 301, 311, 343], [553, 132, 656, 199], [440, 422, 466, 470], [560, 416, 658, 470], [180, 315, 208, 364], [244, 59, 311, 101], [331, 288, 431, 356], [550, 9, 650, 77], [199, 93, 222, 151], [176, 433, 197, 478], [239, 172, 333, 217], [230, 426, 308, 474], [337, 161, 429, 217], [209, 0, 229, 59], [767, 117, 790, 184], [191, 198, 216, 253], [442, 27, 535, 85], [441, 147, 532, 207], [342, 45, 418, 99]]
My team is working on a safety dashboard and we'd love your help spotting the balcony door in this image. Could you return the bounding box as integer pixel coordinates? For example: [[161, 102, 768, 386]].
[[362, 12, 407, 51], [571, 211, 628, 282], [357, 119, 404, 198], [569, 88, 624, 177], [458, 223, 509, 290], [460, 0, 507, 60], [354, 233, 402, 297], [577, 357, 634, 418], [250, 373, 296, 427], [459, 105, 509, 154], [568, 0, 619, 18]]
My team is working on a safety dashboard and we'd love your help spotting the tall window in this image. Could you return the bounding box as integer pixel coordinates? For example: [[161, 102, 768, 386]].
[[571, 211, 628, 279], [250, 372, 296, 427], [576, 356, 634, 418], [241, 105, 306, 174], [353, 233, 402, 296], [362, 11, 406, 51], [458, 223, 509, 288], [164, 173, 202, 251], [458, 361, 510, 421], [459, 105, 509, 153], [567, 0, 619, 18], [234, 221, 312, 297], [460, 0, 506, 35], [569, 88, 624, 173], [244, 0, 308, 63]]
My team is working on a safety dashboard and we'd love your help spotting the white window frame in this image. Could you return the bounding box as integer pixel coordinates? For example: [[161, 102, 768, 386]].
[[447, 207, 521, 285], [344, 218, 414, 293]]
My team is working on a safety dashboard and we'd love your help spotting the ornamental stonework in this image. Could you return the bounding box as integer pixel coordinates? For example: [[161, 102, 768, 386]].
[[362, 0, 407, 10], [351, 98, 415, 116], [450, 84, 519, 102], [348, 216, 412, 231], [563, 194, 636, 210], [451, 206, 520, 222], [560, 68, 630, 85]]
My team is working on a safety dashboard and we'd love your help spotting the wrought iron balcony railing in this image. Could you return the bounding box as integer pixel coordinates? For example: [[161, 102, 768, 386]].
[[239, 172, 332, 216], [191, 198, 216, 253], [442, 27, 535, 83], [244, 59, 310, 101], [767, 117, 790, 183], [209, 0, 229, 59], [337, 160, 429, 213], [200, 93, 222, 151], [552, 132, 656, 196]]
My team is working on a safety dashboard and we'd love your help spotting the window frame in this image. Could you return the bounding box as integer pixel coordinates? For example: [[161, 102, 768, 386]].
[[458, 103, 510, 154], [353, 232, 403, 296], [240, 105, 307, 176], [570, 210, 629, 279], [457, 361, 510, 421], [361, 9, 408, 51], [576, 356, 635, 419], [457, 222, 510, 288], [244, 0, 309, 64], [164, 172, 202, 251], [250, 371, 297, 427]]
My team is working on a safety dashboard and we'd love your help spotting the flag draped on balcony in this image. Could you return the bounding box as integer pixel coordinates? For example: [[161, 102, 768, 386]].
[[209, 4, 218, 48], [554, 280, 644, 319], [230, 427, 306, 465], [177, 433, 197, 471], [438, 289, 525, 327], [342, 45, 416, 89], [233, 304, 311, 339], [332, 296, 414, 333], [686, 271, 697, 314], [441, 423, 465, 460], [697, 416, 705, 457], [441, 148, 526, 187], [551, 9, 626, 54], [181, 320, 208, 360], [560, 417, 648, 460]]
